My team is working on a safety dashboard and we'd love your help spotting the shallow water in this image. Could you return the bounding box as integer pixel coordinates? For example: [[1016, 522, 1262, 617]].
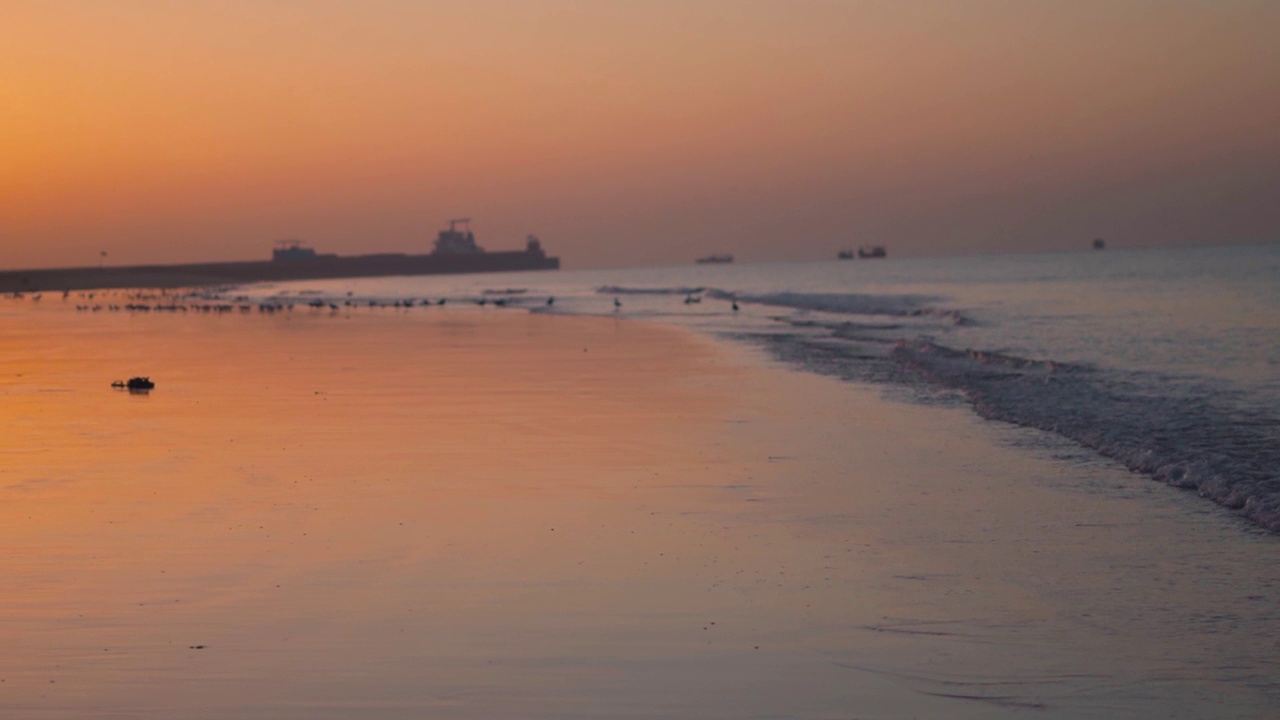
[[4, 245, 1280, 717], [226, 243, 1280, 530]]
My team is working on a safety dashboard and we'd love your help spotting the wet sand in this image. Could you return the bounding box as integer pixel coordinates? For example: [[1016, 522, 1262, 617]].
[[2, 298, 1277, 718]]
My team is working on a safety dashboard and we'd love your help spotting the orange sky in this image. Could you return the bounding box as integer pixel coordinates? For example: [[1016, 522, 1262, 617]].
[[2, 1, 1278, 269]]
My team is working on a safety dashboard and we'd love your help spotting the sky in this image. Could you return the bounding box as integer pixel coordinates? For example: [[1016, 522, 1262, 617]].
[[2, 0, 1278, 269]]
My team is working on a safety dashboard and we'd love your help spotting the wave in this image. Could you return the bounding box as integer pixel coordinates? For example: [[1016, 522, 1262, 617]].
[[598, 287, 969, 323], [597, 285, 706, 296], [740, 292, 969, 325], [745, 328, 1280, 532], [733, 291, 942, 318], [891, 340, 1280, 532]]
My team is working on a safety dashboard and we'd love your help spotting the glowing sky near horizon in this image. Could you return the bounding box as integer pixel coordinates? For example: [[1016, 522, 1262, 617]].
[[2, 1, 1278, 269]]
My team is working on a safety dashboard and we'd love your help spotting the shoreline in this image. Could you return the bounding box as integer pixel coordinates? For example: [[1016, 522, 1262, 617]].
[[2, 300, 1277, 718]]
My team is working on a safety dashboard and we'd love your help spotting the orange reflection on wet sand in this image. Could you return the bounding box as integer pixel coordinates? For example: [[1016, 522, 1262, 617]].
[[1, 307, 762, 717], [5, 299, 1280, 719]]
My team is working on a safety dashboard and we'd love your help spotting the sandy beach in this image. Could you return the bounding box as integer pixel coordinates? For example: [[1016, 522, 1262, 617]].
[[2, 297, 1277, 719]]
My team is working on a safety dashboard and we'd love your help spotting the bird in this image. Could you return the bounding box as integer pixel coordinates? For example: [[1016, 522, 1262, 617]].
[[546, 296, 555, 306], [613, 297, 621, 310], [732, 300, 739, 312]]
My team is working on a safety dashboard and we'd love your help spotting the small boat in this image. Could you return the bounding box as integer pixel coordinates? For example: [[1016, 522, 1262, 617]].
[[857, 245, 887, 259], [837, 249, 854, 260], [1093, 238, 1106, 250], [112, 376, 155, 391], [696, 254, 733, 264]]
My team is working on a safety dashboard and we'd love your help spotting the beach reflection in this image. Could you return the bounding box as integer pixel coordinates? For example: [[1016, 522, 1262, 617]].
[[1, 309, 759, 717], [4, 300, 1278, 719]]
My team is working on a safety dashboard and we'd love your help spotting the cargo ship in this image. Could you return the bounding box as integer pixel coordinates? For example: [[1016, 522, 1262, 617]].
[[695, 253, 734, 264], [837, 245, 886, 260], [0, 219, 559, 293]]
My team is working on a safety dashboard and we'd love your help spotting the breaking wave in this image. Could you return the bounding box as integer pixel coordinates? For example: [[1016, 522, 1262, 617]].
[[598, 287, 970, 324], [731, 291, 964, 322], [892, 340, 1280, 531], [755, 329, 1280, 532], [597, 285, 706, 296]]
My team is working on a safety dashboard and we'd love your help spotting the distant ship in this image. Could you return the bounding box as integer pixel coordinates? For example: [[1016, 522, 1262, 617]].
[[696, 254, 734, 264], [837, 248, 854, 260], [1093, 238, 1106, 250], [857, 245, 887, 259], [258, 218, 560, 280], [0, 218, 559, 293]]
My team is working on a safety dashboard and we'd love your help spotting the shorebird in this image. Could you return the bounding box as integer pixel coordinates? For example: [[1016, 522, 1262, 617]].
[[613, 297, 621, 310], [546, 296, 555, 306]]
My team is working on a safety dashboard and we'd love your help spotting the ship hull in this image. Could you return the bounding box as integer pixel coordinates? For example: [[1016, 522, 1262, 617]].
[[0, 251, 560, 293]]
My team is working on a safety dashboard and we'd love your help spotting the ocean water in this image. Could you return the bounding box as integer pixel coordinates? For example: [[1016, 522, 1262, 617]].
[[230, 243, 1280, 532]]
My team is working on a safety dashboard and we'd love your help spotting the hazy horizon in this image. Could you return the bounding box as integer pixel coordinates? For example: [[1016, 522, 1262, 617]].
[[4, 1, 1278, 270]]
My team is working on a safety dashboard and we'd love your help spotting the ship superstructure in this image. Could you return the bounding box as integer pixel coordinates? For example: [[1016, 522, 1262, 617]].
[[433, 218, 484, 255], [273, 240, 330, 262]]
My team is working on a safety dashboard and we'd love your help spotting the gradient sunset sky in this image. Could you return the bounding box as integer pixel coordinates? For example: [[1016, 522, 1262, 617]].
[[3, 1, 1278, 269]]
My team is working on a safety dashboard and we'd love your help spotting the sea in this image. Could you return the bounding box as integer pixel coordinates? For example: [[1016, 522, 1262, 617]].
[[232, 242, 1280, 534]]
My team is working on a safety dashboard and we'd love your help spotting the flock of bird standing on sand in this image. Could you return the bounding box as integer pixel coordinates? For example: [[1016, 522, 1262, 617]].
[[7, 287, 742, 394], [6, 288, 742, 315]]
